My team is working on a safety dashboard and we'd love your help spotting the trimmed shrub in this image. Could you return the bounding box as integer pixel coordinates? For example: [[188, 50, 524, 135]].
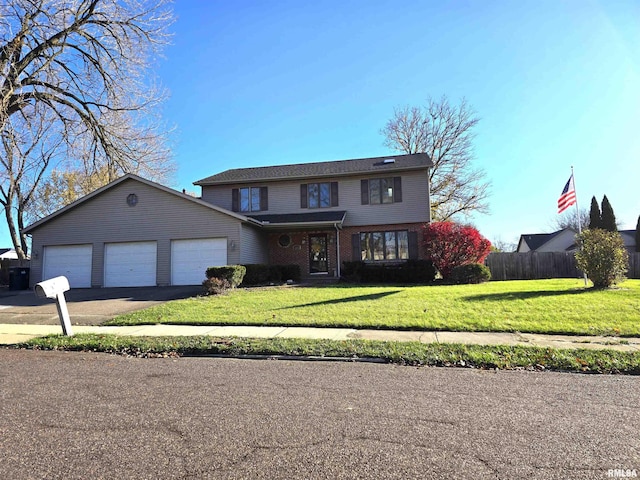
[[242, 264, 271, 286], [202, 277, 232, 295], [205, 265, 246, 288], [341, 261, 365, 282], [240, 264, 301, 286], [341, 260, 436, 284], [449, 263, 491, 284], [575, 229, 628, 288], [278, 264, 301, 283]]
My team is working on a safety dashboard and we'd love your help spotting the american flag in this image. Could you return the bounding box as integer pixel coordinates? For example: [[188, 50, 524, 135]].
[[557, 175, 576, 214]]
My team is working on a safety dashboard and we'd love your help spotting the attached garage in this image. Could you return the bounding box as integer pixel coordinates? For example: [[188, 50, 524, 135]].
[[171, 238, 227, 285], [43, 244, 93, 288], [24, 175, 266, 288], [104, 241, 157, 287]]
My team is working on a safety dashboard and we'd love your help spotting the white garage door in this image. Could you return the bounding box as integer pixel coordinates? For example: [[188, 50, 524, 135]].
[[104, 242, 157, 287], [43, 244, 93, 288], [171, 238, 227, 286]]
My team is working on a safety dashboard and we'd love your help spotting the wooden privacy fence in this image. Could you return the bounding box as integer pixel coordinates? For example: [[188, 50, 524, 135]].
[[485, 252, 640, 281]]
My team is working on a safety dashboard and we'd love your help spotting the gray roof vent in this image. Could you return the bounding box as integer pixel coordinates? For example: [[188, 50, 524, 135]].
[[383, 158, 396, 164]]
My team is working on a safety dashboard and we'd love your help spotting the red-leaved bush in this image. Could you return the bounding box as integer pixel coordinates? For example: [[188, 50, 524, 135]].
[[422, 222, 492, 279]]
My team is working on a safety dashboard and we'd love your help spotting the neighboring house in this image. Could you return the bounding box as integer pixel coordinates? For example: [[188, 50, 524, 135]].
[[516, 228, 578, 253], [24, 153, 433, 288], [619, 230, 638, 253], [517, 227, 637, 253], [0, 248, 19, 260]]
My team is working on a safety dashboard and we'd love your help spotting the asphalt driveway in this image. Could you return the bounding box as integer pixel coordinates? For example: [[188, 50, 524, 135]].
[[0, 286, 202, 325]]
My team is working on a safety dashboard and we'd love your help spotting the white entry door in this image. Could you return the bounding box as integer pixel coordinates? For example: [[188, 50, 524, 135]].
[[171, 238, 227, 285], [104, 241, 157, 287], [43, 244, 93, 288]]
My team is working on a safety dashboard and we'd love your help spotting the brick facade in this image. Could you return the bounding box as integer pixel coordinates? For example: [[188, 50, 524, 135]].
[[267, 222, 426, 279], [267, 229, 339, 279]]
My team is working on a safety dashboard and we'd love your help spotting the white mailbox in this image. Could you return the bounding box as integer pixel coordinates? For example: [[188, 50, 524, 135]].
[[35, 276, 70, 299], [34, 276, 73, 336]]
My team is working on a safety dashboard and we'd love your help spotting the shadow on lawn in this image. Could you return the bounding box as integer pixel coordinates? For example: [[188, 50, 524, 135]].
[[277, 290, 401, 309], [463, 288, 590, 302]]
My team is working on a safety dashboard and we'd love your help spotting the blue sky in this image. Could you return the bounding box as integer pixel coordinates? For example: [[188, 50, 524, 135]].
[[12, 0, 640, 249]]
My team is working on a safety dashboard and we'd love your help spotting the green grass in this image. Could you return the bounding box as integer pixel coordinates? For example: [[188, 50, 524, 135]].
[[17, 333, 640, 375], [104, 279, 640, 337]]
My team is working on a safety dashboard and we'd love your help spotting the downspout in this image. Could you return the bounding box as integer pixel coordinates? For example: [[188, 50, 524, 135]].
[[335, 223, 341, 279]]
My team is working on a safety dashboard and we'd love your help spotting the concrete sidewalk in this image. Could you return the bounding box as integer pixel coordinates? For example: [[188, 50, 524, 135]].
[[1, 323, 639, 352]]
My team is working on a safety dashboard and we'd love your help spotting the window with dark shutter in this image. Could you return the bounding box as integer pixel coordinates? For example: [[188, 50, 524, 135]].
[[231, 188, 239, 212], [351, 233, 361, 261], [331, 182, 339, 207], [361, 179, 369, 205], [303, 182, 337, 208], [393, 177, 402, 203], [235, 186, 266, 212], [260, 187, 268, 211], [408, 231, 419, 259]]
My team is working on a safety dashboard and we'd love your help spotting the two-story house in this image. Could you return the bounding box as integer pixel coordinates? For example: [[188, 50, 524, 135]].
[[24, 153, 432, 288]]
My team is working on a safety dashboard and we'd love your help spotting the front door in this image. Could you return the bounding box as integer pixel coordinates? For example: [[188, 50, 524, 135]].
[[309, 234, 328, 274]]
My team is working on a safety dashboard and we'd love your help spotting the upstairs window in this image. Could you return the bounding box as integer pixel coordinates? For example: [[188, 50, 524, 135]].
[[300, 182, 338, 208], [361, 177, 402, 205], [232, 187, 268, 212]]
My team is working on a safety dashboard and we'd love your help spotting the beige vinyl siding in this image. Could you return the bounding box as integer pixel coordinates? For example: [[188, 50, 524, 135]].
[[200, 169, 430, 227], [239, 224, 268, 264], [28, 179, 244, 287]]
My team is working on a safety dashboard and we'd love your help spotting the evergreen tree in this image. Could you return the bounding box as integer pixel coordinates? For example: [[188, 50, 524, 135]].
[[589, 196, 601, 230], [635, 215, 640, 253], [600, 195, 618, 232]]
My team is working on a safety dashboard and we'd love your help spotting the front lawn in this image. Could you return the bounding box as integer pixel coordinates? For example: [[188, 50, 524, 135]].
[[105, 279, 640, 337]]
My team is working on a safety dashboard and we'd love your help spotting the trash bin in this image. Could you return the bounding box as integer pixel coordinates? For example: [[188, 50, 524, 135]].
[[9, 267, 30, 291]]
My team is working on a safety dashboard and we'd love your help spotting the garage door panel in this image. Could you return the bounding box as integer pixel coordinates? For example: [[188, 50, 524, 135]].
[[43, 245, 93, 288], [104, 242, 157, 287], [171, 238, 227, 286]]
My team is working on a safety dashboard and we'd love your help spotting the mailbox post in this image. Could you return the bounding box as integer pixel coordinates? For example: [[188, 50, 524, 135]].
[[35, 276, 73, 336]]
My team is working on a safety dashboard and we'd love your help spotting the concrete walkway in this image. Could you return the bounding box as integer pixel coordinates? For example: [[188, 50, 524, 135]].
[[1, 323, 639, 352]]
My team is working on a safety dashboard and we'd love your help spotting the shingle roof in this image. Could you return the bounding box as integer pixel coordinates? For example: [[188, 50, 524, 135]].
[[194, 153, 432, 186], [520, 230, 565, 251], [248, 211, 346, 225]]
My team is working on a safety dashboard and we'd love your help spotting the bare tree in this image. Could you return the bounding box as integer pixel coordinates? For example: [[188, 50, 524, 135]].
[[0, 0, 174, 258], [549, 207, 589, 232], [490, 236, 517, 253], [381, 96, 491, 221], [0, 104, 62, 257]]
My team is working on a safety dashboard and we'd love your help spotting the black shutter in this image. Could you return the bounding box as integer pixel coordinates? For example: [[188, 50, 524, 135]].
[[360, 179, 369, 205], [231, 188, 239, 212], [300, 184, 308, 208], [351, 233, 361, 261], [408, 231, 419, 259], [393, 176, 402, 203], [331, 182, 339, 207], [260, 187, 268, 211]]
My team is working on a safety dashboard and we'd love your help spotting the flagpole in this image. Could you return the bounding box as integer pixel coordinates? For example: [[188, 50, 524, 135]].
[[571, 165, 588, 286], [572, 166, 582, 235]]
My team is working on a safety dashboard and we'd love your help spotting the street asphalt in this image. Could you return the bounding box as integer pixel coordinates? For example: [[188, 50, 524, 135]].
[[1, 349, 638, 479]]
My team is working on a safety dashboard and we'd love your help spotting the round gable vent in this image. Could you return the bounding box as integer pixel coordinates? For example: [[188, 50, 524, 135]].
[[126, 193, 138, 207]]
